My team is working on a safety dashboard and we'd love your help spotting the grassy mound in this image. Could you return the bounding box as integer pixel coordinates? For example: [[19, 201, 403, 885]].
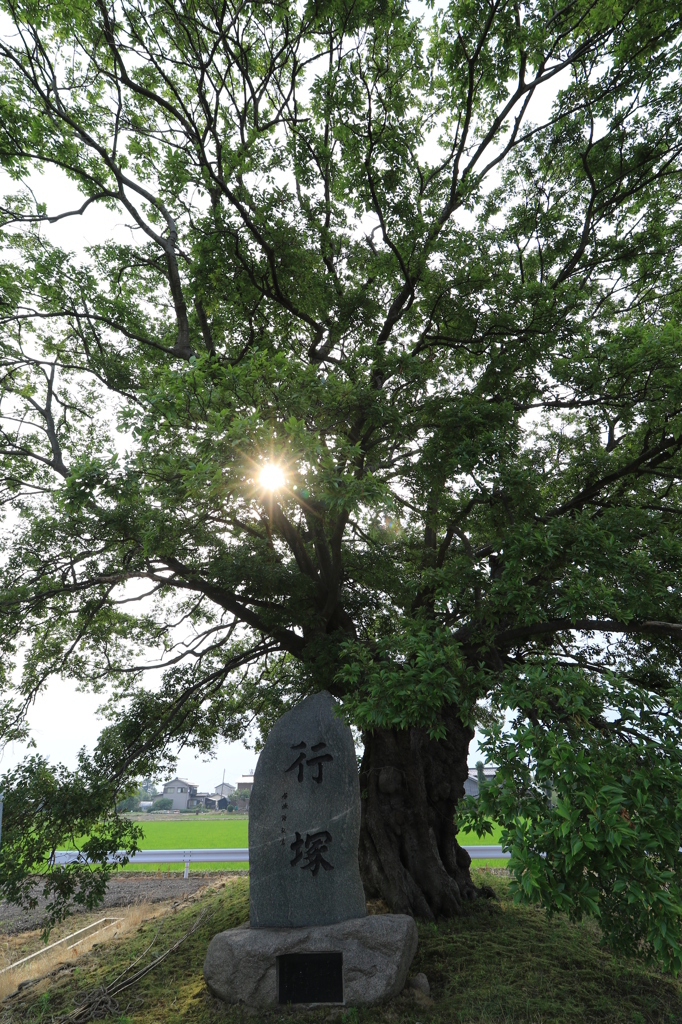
[[3, 870, 680, 1024]]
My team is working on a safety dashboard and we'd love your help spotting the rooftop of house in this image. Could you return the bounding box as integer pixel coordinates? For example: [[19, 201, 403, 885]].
[[467, 766, 498, 780]]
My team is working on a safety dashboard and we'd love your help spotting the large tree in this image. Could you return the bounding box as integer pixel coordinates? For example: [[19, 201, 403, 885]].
[[2, 0, 682, 967]]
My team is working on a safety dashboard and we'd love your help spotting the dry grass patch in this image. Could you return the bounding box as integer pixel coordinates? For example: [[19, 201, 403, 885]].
[[0, 901, 178, 1001]]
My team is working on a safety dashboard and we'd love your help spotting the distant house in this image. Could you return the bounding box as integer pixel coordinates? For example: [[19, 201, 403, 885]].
[[236, 772, 255, 793], [162, 777, 232, 810], [188, 791, 218, 809], [161, 777, 198, 810], [214, 781, 236, 799], [463, 765, 498, 799]]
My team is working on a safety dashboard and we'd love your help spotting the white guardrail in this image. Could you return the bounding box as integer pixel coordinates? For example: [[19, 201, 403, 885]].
[[53, 845, 510, 879]]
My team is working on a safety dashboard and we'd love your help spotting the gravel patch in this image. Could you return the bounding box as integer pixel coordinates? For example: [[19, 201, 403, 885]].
[[0, 871, 245, 934]]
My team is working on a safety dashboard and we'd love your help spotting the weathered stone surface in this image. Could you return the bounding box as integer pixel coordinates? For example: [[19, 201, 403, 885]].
[[408, 972, 431, 996], [249, 690, 366, 928], [203, 914, 418, 1007]]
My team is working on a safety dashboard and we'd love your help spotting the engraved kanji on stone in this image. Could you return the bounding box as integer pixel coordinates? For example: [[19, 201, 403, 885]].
[[284, 742, 308, 782], [302, 830, 333, 874], [284, 741, 334, 783], [307, 742, 334, 783], [289, 830, 333, 875]]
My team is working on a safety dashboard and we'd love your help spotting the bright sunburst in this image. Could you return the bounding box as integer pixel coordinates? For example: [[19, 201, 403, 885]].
[[259, 463, 285, 491]]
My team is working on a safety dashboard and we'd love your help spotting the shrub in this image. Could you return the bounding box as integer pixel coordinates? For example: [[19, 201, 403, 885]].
[[150, 797, 173, 811]]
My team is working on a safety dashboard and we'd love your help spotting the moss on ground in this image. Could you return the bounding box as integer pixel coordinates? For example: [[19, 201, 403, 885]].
[[3, 871, 681, 1024]]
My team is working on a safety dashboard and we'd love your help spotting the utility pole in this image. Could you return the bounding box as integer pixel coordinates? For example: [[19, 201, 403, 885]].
[[0, 792, 4, 850]]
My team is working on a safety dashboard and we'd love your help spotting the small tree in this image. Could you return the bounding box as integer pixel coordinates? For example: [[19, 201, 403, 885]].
[[116, 796, 141, 814]]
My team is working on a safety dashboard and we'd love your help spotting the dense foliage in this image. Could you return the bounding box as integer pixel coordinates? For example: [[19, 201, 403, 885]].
[[1, 0, 682, 965]]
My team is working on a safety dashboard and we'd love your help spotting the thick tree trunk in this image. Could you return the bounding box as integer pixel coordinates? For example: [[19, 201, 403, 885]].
[[358, 709, 489, 919]]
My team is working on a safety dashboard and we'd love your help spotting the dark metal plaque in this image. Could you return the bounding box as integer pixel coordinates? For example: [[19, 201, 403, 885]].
[[278, 952, 343, 1004]]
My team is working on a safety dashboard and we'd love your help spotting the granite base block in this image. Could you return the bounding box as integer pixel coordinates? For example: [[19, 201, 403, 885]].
[[203, 914, 418, 1007]]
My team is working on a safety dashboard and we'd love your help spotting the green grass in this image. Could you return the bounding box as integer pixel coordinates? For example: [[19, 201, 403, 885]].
[[120, 817, 249, 872], [131, 818, 248, 848], [128, 817, 499, 850], [69, 818, 510, 873], [63, 817, 250, 872], [8, 871, 682, 1024], [103, 818, 506, 873], [457, 825, 507, 868], [457, 824, 504, 844]]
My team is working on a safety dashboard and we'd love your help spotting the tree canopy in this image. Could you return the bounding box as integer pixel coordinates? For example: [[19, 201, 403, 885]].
[[1, 0, 682, 968]]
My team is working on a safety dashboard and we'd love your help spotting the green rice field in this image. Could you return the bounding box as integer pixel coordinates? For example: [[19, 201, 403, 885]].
[[119, 816, 249, 871], [111, 815, 507, 872], [131, 817, 248, 848], [456, 822, 507, 868]]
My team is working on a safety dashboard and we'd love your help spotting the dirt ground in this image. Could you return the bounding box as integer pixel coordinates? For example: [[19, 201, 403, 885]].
[[0, 871, 245, 934]]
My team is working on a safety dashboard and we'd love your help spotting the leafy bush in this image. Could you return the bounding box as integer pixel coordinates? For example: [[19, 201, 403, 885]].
[[150, 797, 173, 811]]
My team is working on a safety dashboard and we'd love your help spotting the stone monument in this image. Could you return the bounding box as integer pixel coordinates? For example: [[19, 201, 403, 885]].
[[249, 688, 366, 928], [203, 691, 418, 1007]]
